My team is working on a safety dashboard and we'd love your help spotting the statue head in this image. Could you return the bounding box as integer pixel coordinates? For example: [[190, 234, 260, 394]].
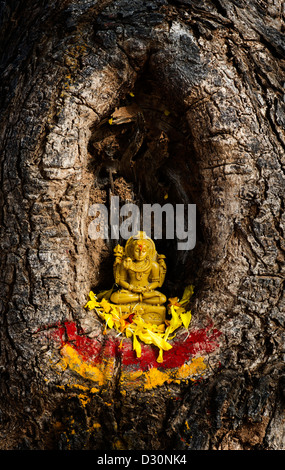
[[125, 231, 156, 261]]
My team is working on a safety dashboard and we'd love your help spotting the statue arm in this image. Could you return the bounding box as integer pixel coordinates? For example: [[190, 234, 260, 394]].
[[113, 259, 121, 285], [147, 262, 161, 290], [118, 274, 133, 291], [157, 255, 166, 287], [115, 258, 136, 292], [113, 245, 124, 284]]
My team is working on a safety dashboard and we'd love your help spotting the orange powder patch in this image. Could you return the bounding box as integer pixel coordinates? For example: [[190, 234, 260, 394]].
[[58, 344, 208, 391], [60, 344, 105, 386]]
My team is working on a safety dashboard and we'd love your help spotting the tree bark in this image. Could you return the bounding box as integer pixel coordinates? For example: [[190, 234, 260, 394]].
[[0, 0, 284, 450]]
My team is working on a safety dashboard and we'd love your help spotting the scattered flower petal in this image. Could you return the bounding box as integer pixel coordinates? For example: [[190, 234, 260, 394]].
[[84, 286, 194, 363]]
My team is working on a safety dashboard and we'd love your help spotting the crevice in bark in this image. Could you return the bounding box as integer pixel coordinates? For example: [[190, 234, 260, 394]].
[[87, 68, 201, 300]]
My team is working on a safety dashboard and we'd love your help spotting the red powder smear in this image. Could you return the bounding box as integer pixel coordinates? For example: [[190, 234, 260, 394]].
[[120, 340, 159, 370], [49, 321, 221, 371], [50, 321, 101, 363], [100, 335, 117, 359], [120, 326, 221, 370], [137, 241, 145, 252]]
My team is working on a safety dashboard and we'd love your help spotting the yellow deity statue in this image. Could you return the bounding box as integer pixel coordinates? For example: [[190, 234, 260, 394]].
[[110, 231, 167, 325]]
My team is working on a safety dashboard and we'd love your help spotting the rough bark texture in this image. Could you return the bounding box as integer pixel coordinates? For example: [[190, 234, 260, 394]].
[[0, 0, 284, 450]]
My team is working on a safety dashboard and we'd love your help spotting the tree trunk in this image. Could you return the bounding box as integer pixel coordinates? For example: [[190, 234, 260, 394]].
[[0, 0, 284, 451]]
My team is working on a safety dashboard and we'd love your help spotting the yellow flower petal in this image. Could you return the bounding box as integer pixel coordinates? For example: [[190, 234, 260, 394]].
[[169, 305, 183, 330], [84, 291, 101, 310], [138, 328, 172, 352], [105, 314, 114, 329], [157, 324, 165, 332], [100, 298, 111, 313], [125, 327, 133, 338], [168, 297, 180, 307], [157, 349, 164, 363], [179, 285, 194, 306], [89, 291, 96, 301], [164, 306, 183, 341], [180, 310, 192, 329], [133, 334, 141, 358]]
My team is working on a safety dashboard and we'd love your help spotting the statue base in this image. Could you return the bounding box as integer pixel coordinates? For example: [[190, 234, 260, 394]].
[[113, 302, 166, 326]]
